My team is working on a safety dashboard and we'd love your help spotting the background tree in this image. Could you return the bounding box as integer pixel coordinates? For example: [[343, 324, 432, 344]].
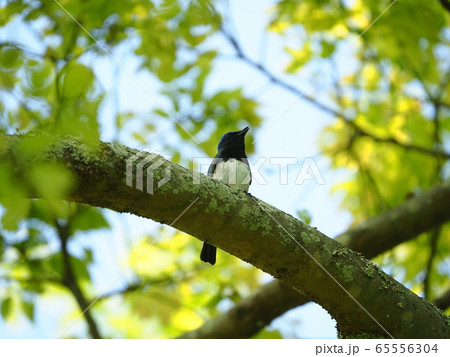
[[0, 0, 449, 338]]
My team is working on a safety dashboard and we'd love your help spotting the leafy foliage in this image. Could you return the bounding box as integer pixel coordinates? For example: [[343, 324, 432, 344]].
[[0, 0, 449, 338], [271, 0, 450, 304]]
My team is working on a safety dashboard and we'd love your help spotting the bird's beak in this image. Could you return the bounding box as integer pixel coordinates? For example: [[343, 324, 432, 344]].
[[239, 126, 250, 136]]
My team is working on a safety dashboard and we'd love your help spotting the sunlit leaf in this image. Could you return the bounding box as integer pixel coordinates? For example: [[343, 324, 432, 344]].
[[1, 296, 13, 320]]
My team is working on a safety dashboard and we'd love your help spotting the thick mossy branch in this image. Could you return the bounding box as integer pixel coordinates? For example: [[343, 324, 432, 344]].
[[182, 179, 450, 338], [1, 134, 449, 338]]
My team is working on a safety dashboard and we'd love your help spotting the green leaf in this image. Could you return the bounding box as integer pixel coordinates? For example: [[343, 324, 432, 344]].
[[296, 209, 312, 225], [60, 62, 95, 99], [285, 43, 313, 73], [0, 197, 30, 231], [24, 59, 55, 97], [84, 248, 94, 264], [1, 296, 13, 320], [22, 300, 35, 322], [28, 200, 60, 225], [116, 112, 135, 129], [153, 108, 169, 118], [320, 40, 336, 58], [252, 328, 283, 339], [29, 164, 74, 200], [69, 206, 109, 234], [0, 71, 19, 90], [0, 46, 23, 71], [69, 255, 92, 282]]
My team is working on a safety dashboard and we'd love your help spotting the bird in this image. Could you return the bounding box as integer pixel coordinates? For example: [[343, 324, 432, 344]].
[[200, 126, 252, 265]]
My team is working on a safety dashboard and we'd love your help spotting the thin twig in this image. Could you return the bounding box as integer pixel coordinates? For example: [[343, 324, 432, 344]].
[[423, 228, 441, 300], [56, 221, 102, 339], [219, 27, 450, 160]]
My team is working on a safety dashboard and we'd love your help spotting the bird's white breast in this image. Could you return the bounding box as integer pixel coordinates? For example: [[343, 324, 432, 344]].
[[212, 159, 251, 191]]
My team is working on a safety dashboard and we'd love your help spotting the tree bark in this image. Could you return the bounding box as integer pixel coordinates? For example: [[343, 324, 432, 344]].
[[1, 134, 449, 338], [180, 180, 450, 338]]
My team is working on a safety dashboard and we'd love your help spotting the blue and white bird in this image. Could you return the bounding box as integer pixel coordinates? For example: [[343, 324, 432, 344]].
[[201, 126, 252, 265]]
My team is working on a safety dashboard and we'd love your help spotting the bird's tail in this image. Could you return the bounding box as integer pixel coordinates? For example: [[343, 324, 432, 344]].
[[200, 242, 217, 265]]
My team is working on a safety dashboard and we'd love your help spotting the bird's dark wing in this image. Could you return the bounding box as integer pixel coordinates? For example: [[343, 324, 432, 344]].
[[241, 157, 252, 186], [207, 155, 225, 177]]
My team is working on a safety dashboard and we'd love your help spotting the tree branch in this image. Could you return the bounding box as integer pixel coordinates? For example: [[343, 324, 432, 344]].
[[180, 180, 450, 338], [423, 228, 441, 299], [440, 0, 450, 13], [56, 220, 102, 339], [434, 288, 450, 311], [220, 29, 450, 160], [94, 271, 195, 302], [1, 134, 449, 338], [178, 280, 306, 339]]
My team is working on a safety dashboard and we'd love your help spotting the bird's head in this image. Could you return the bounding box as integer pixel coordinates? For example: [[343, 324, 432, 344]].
[[217, 126, 249, 156]]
